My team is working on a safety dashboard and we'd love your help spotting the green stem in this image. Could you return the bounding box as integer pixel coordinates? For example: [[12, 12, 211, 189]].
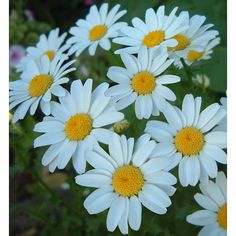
[[181, 58, 193, 86]]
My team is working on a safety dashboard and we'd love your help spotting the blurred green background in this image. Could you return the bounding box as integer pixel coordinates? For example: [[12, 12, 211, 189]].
[[9, 0, 226, 235]]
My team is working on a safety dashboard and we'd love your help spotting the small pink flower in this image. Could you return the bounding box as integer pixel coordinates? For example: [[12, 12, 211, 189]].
[[9, 45, 25, 68], [84, 0, 94, 6], [24, 9, 34, 22]]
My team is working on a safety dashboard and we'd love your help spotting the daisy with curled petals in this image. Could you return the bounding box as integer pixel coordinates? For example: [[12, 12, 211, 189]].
[[33, 79, 124, 173], [173, 37, 220, 69], [76, 133, 177, 234], [9, 53, 76, 123], [113, 6, 189, 54], [168, 13, 219, 67], [187, 171, 227, 236], [145, 94, 227, 187], [67, 3, 127, 57], [16, 28, 69, 72], [105, 46, 180, 119]]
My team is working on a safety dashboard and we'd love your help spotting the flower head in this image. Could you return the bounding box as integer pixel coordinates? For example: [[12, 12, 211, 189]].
[[187, 171, 227, 236], [33, 79, 124, 173], [9, 53, 76, 122], [16, 28, 69, 72], [145, 94, 227, 186], [76, 133, 176, 234], [67, 3, 127, 56], [113, 6, 189, 54], [106, 46, 180, 119]]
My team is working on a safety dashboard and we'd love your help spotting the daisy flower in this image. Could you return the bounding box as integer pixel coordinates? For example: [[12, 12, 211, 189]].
[[105, 46, 180, 119], [16, 28, 69, 72], [145, 94, 227, 186], [33, 79, 124, 173], [76, 133, 176, 234], [9, 53, 76, 123], [168, 13, 219, 66], [67, 3, 127, 57], [187, 171, 227, 236], [173, 37, 220, 69], [113, 6, 189, 54], [213, 97, 227, 132]]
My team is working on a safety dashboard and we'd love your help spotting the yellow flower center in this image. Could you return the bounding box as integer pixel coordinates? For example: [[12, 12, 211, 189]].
[[43, 50, 55, 60], [65, 114, 93, 141], [29, 74, 53, 97], [112, 165, 144, 197], [142, 30, 165, 48], [217, 204, 227, 230], [131, 71, 156, 95], [174, 127, 204, 156], [187, 50, 204, 62], [89, 25, 107, 41], [168, 34, 190, 51]]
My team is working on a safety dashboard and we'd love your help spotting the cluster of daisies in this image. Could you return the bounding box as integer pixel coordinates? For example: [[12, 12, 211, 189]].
[[9, 3, 227, 236]]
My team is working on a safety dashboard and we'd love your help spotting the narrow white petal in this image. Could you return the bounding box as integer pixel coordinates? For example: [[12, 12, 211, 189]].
[[106, 196, 126, 232]]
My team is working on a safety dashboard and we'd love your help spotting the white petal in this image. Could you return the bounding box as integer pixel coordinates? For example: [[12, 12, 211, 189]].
[[118, 197, 129, 234], [85, 150, 115, 173], [128, 196, 142, 231], [205, 132, 227, 149], [57, 141, 77, 169], [106, 196, 126, 232], [75, 171, 111, 188], [146, 171, 177, 185], [34, 132, 66, 147], [182, 94, 195, 126], [91, 128, 113, 144], [140, 157, 172, 175], [132, 140, 156, 167], [203, 144, 227, 164], [216, 171, 227, 201], [41, 141, 64, 166], [199, 152, 218, 178], [84, 187, 116, 214], [93, 111, 124, 127], [197, 104, 220, 129], [186, 210, 217, 226], [194, 193, 219, 212]]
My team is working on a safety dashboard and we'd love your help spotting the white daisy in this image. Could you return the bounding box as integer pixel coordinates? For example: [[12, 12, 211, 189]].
[[16, 28, 69, 72], [173, 37, 220, 69], [75, 133, 176, 234], [33, 79, 124, 173], [145, 94, 227, 186], [213, 97, 227, 132], [113, 6, 189, 54], [187, 171, 227, 236], [105, 46, 180, 119], [67, 3, 127, 57], [9, 53, 76, 123], [168, 13, 219, 67]]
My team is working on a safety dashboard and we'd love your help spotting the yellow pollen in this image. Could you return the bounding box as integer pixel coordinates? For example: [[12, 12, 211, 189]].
[[29, 74, 53, 97], [89, 25, 107, 41], [217, 204, 227, 230], [174, 127, 204, 156], [142, 30, 165, 48], [187, 50, 204, 62], [112, 165, 144, 197], [43, 50, 55, 60], [65, 114, 93, 141], [168, 34, 190, 51], [131, 71, 156, 95]]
